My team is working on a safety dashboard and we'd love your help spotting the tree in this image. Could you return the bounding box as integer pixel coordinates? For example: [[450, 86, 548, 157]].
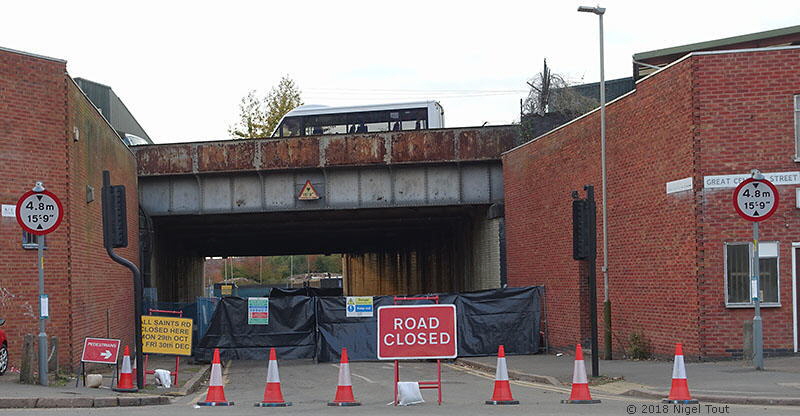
[[228, 91, 270, 139], [229, 75, 303, 139], [518, 59, 598, 142], [264, 76, 303, 136]]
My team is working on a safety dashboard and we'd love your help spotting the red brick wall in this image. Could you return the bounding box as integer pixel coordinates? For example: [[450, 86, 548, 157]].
[[66, 79, 139, 367], [0, 50, 70, 371], [503, 57, 701, 357], [0, 48, 139, 370], [694, 48, 800, 357], [504, 48, 800, 358]]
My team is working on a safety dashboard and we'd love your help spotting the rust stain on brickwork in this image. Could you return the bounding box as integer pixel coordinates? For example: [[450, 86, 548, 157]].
[[261, 137, 319, 169], [137, 145, 193, 175], [391, 130, 456, 162], [197, 141, 256, 171], [324, 135, 386, 165]]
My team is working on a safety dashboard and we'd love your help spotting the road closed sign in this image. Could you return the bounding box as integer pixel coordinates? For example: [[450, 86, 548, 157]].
[[377, 304, 457, 360], [81, 338, 121, 364], [141, 316, 193, 356]]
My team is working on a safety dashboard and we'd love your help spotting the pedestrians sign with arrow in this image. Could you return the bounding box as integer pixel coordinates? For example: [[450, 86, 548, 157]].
[[81, 338, 121, 364]]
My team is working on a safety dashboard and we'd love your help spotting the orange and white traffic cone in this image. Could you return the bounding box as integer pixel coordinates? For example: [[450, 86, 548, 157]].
[[113, 345, 138, 392], [561, 344, 600, 404], [663, 343, 698, 404], [485, 345, 519, 405], [255, 348, 292, 407], [197, 348, 234, 406], [328, 348, 361, 406]]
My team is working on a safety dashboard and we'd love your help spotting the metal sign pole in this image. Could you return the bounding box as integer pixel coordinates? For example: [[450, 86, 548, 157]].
[[37, 234, 48, 386], [752, 221, 763, 370]]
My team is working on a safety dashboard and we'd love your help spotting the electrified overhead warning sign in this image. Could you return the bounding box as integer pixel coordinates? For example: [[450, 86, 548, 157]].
[[298, 180, 320, 200]]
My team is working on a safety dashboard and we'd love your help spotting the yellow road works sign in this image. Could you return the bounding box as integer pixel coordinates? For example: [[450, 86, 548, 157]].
[[141, 316, 193, 356]]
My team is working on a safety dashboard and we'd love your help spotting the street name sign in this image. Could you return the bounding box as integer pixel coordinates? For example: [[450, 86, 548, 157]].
[[141, 316, 193, 356], [733, 178, 779, 222], [81, 337, 121, 364], [16, 190, 63, 235], [377, 304, 457, 360]]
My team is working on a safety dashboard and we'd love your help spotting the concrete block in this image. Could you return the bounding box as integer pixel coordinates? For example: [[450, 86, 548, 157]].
[[140, 396, 170, 406], [36, 397, 93, 408], [92, 397, 119, 407], [0, 398, 38, 408], [117, 396, 142, 406]]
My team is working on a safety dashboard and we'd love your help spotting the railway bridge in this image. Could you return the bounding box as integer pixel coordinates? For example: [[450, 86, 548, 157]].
[[134, 126, 518, 300]]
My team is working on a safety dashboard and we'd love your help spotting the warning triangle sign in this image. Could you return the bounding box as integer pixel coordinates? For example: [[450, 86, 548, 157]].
[[298, 180, 320, 201]]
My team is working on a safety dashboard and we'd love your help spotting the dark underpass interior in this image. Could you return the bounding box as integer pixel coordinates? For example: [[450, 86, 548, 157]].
[[143, 205, 505, 301]]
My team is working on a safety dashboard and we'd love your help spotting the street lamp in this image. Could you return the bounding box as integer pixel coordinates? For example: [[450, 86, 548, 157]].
[[578, 5, 610, 365]]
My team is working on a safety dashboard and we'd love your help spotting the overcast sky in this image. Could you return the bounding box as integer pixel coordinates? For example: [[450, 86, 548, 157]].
[[2, 1, 798, 143]]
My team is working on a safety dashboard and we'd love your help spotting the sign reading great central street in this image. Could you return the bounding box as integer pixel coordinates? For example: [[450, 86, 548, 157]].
[[733, 178, 779, 222], [377, 304, 457, 360], [141, 316, 193, 356], [16, 189, 63, 235], [81, 337, 121, 364]]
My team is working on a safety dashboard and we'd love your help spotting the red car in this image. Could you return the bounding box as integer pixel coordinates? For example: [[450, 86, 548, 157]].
[[0, 318, 6, 375]]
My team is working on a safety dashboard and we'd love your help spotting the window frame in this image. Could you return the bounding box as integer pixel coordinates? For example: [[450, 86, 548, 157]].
[[724, 241, 780, 308], [21, 231, 46, 250], [794, 95, 800, 160]]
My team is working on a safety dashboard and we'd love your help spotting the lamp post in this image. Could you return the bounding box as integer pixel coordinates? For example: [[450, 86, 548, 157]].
[[578, 4, 611, 361]]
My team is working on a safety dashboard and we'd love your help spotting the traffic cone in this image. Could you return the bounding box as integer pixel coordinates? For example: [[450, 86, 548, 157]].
[[255, 348, 292, 407], [561, 344, 600, 404], [197, 348, 234, 406], [485, 345, 519, 405], [328, 348, 361, 406], [663, 343, 699, 404], [113, 345, 138, 392]]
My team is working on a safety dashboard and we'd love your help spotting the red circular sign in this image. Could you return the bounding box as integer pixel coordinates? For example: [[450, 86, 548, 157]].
[[732, 178, 779, 222], [15, 190, 64, 235]]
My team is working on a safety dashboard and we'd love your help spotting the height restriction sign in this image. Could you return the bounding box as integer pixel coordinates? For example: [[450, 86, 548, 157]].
[[16, 190, 63, 235], [733, 178, 779, 222]]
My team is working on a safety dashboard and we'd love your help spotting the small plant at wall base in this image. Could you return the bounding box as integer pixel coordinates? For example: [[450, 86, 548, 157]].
[[626, 332, 651, 360]]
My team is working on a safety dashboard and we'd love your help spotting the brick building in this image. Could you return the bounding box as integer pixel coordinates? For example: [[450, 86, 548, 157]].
[[503, 44, 800, 359], [0, 46, 140, 371]]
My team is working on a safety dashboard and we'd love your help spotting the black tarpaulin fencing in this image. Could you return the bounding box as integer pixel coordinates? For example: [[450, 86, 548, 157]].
[[197, 286, 542, 362], [316, 287, 541, 361], [195, 296, 316, 361]]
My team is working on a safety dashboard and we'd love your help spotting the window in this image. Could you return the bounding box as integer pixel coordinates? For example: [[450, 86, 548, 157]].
[[22, 232, 46, 250], [725, 242, 779, 306], [795, 95, 800, 159]]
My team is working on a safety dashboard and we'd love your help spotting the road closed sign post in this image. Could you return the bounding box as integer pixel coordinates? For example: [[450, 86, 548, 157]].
[[733, 170, 779, 371], [378, 302, 456, 406], [16, 182, 63, 386]]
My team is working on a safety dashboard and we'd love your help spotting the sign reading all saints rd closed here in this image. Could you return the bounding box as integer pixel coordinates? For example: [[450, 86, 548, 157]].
[[141, 316, 193, 356]]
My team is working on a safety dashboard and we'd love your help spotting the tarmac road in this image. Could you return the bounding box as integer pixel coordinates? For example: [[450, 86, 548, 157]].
[[1, 359, 796, 415]]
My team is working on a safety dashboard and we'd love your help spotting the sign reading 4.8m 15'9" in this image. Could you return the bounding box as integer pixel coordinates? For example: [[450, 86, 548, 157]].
[[377, 305, 457, 360], [16, 190, 63, 235], [733, 178, 779, 222]]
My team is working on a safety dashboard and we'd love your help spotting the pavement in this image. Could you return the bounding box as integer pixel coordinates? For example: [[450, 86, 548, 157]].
[[457, 352, 800, 406], [0, 355, 209, 409]]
